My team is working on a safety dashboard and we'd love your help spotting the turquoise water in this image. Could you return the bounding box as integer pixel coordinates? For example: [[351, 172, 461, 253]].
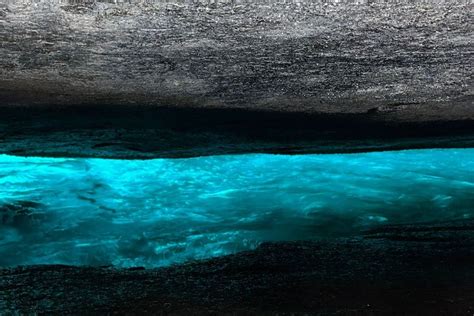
[[1, 149, 473, 267]]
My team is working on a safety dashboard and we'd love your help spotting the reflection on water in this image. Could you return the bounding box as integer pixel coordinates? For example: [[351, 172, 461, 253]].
[[0, 149, 473, 267]]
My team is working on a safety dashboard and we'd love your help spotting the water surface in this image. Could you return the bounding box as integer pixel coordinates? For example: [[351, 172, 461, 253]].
[[1, 149, 473, 267]]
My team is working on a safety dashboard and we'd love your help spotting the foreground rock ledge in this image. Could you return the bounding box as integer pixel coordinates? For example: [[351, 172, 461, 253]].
[[2, 220, 474, 314]]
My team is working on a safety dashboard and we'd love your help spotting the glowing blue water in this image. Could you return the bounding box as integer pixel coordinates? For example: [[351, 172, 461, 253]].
[[1, 149, 473, 267]]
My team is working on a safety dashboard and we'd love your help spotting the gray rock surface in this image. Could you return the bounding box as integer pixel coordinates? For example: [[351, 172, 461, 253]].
[[1, 0, 472, 114], [0, 0, 474, 113], [0, 0, 473, 157]]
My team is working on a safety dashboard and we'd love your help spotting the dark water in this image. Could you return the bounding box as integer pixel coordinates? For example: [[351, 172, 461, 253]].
[[1, 149, 473, 267]]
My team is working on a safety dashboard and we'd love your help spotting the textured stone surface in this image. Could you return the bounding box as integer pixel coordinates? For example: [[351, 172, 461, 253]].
[[2, 220, 474, 314], [0, 0, 473, 157], [1, 0, 472, 114]]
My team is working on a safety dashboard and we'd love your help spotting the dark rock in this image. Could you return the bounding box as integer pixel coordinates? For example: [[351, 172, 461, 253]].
[[0, 201, 45, 231], [2, 220, 474, 314], [1, 105, 473, 158]]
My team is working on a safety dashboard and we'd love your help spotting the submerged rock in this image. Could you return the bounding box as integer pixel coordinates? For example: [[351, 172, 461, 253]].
[[0, 201, 44, 230]]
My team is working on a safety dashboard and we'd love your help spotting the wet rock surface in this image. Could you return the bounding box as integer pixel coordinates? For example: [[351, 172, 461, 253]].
[[1, 220, 474, 315], [0, 201, 44, 229]]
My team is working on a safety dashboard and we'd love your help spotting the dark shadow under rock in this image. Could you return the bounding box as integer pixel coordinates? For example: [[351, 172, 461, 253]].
[[1, 105, 474, 159]]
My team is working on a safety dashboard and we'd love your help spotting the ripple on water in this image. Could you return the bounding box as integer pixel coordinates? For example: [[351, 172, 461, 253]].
[[0, 149, 473, 267]]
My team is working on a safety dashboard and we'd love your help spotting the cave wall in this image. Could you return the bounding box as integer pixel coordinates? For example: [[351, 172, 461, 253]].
[[0, 0, 473, 157]]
